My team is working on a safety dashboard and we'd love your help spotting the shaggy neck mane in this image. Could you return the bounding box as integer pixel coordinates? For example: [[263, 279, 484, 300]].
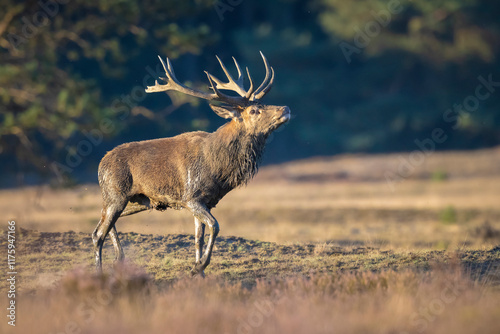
[[206, 121, 266, 189]]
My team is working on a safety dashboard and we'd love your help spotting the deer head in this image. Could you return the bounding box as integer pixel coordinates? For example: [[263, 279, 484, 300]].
[[146, 52, 291, 137]]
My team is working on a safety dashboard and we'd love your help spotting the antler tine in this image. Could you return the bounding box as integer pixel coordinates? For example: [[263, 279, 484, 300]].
[[207, 55, 247, 97], [157, 56, 170, 79], [205, 71, 249, 106], [156, 56, 179, 84], [146, 56, 218, 101], [253, 66, 274, 100], [164, 57, 178, 82], [232, 57, 243, 83], [233, 57, 257, 98], [245, 67, 254, 99], [251, 51, 274, 101]]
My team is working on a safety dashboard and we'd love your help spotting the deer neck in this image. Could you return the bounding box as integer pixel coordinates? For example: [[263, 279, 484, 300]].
[[205, 120, 266, 189]]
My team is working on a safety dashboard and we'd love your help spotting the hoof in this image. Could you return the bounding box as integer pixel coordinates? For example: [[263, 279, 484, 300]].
[[190, 267, 205, 278], [113, 256, 125, 264]]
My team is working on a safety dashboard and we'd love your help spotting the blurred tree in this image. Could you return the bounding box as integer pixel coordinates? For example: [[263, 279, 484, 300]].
[[319, 0, 497, 63], [0, 0, 215, 184], [314, 0, 500, 151]]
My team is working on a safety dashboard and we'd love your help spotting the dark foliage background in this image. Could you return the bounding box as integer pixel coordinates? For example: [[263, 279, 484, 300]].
[[1, 0, 499, 186]]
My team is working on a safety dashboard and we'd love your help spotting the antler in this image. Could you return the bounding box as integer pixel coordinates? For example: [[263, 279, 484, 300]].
[[251, 52, 274, 101], [145, 52, 274, 106]]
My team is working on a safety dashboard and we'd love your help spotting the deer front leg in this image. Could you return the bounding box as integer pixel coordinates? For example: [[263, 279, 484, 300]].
[[194, 218, 205, 264], [189, 204, 219, 277]]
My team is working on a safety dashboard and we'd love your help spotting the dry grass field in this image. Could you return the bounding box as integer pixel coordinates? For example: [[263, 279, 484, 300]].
[[1, 147, 500, 333]]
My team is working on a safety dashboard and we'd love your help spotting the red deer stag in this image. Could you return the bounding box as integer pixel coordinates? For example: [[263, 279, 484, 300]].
[[92, 52, 290, 276]]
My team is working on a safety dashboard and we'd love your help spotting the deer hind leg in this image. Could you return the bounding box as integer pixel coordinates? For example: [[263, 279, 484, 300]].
[[92, 201, 126, 273], [189, 204, 219, 277], [108, 196, 152, 262]]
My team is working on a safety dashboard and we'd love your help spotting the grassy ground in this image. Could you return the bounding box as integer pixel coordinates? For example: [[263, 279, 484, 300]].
[[2, 228, 499, 291], [1, 147, 500, 333]]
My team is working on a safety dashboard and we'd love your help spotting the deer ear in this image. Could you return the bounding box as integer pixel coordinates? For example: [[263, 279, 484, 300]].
[[209, 104, 241, 119]]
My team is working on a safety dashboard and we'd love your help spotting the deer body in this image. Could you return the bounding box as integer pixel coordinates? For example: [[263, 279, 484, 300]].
[[93, 53, 290, 276], [99, 120, 267, 212]]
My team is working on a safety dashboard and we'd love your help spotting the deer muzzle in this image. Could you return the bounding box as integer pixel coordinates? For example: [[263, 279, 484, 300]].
[[280, 106, 291, 123]]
